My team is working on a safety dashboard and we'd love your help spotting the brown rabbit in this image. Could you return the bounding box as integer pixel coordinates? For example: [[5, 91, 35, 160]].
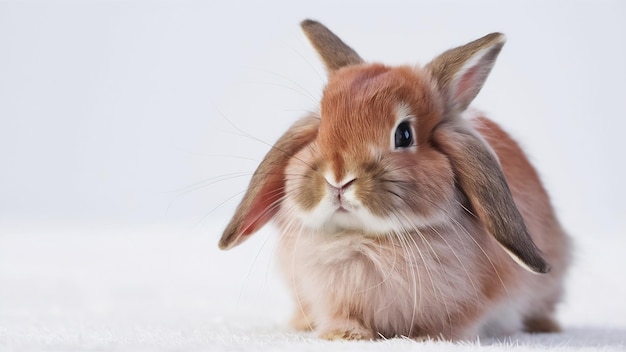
[[219, 19, 570, 341]]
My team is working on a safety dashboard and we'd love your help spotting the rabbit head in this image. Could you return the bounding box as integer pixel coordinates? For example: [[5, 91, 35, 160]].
[[219, 20, 549, 275]]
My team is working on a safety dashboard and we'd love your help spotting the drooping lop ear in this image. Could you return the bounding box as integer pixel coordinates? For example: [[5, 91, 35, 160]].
[[218, 115, 319, 250], [300, 19, 364, 73], [434, 124, 550, 274], [426, 32, 506, 116]]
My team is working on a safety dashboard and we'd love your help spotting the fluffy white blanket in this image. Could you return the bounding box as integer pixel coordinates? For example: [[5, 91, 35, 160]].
[[0, 222, 624, 351]]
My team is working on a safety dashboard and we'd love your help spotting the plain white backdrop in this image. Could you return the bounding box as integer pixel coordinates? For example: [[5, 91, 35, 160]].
[[1, 0, 624, 235], [0, 1, 625, 350]]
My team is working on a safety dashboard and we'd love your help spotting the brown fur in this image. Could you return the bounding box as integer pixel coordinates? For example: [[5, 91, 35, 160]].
[[218, 115, 319, 249], [301, 19, 363, 73], [475, 117, 571, 331], [219, 19, 571, 340], [426, 33, 505, 115]]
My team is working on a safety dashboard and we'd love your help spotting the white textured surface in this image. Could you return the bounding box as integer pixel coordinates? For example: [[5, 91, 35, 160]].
[[0, 222, 625, 351]]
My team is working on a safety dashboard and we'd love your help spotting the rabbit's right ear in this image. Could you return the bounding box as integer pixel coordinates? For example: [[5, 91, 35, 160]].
[[301, 19, 364, 73], [218, 115, 319, 250]]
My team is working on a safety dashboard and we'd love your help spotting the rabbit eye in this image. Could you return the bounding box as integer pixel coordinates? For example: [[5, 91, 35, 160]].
[[394, 121, 413, 149]]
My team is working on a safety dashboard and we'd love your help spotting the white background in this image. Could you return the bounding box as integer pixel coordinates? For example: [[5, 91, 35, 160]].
[[0, 1, 625, 350]]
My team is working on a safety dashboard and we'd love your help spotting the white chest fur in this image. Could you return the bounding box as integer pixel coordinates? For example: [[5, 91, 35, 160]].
[[277, 224, 496, 339]]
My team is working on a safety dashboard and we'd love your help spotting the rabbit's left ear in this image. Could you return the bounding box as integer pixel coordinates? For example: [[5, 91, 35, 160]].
[[434, 126, 550, 274], [426, 32, 505, 116], [428, 33, 550, 274]]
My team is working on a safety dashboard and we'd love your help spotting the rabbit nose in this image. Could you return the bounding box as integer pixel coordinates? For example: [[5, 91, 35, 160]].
[[325, 176, 356, 191], [326, 177, 356, 205], [338, 178, 356, 191]]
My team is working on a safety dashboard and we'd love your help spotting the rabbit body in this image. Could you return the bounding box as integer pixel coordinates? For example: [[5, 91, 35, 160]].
[[219, 20, 571, 340], [276, 111, 569, 340]]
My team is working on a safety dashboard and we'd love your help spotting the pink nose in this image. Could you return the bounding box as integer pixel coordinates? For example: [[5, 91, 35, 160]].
[[326, 178, 356, 203], [326, 178, 356, 191], [338, 178, 355, 191]]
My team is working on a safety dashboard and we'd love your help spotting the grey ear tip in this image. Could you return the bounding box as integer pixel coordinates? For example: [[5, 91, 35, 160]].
[[491, 32, 507, 44], [301, 19, 320, 29], [218, 232, 235, 250], [217, 240, 229, 250], [476, 32, 507, 48], [537, 261, 552, 274], [527, 255, 551, 274]]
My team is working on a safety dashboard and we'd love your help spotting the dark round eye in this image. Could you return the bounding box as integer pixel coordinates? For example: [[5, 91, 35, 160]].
[[394, 121, 413, 149]]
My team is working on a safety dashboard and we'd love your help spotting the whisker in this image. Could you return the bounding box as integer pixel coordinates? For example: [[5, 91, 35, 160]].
[[244, 65, 322, 103], [283, 41, 326, 85], [167, 172, 252, 195], [244, 80, 320, 106], [429, 224, 480, 302], [384, 182, 508, 295], [385, 214, 421, 335], [395, 211, 453, 336], [210, 101, 321, 176], [192, 190, 247, 231], [283, 213, 315, 332], [396, 223, 421, 336]]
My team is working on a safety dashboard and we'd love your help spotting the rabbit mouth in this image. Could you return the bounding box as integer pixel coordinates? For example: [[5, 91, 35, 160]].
[[288, 177, 409, 236], [336, 206, 349, 213], [331, 196, 353, 214], [301, 200, 397, 236]]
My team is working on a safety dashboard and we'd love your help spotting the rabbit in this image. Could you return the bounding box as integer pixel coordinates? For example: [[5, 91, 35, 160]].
[[219, 19, 571, 341]]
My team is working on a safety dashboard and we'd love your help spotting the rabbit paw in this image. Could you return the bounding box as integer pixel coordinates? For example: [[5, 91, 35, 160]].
[[319, 320, 373, 341]]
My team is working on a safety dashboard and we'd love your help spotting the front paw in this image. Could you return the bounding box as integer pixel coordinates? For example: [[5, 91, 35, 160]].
[[319, 321, 374, 341]]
